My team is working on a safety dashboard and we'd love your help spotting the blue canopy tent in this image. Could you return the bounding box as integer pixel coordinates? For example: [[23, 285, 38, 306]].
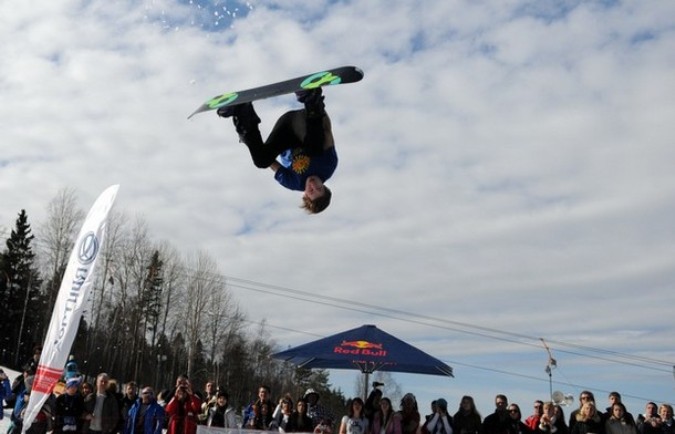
[[272, 324, 453, 397]]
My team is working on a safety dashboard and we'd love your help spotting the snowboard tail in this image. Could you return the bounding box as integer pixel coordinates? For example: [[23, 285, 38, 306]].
[[188, 65, 364, 119]]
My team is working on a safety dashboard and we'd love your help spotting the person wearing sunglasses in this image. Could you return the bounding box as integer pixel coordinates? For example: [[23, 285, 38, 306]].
[[125, 387, 165, 434], [506, 404, 529, 434], [569, 392, 596, 432]]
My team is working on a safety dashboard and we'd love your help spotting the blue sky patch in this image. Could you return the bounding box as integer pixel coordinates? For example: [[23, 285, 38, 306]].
[[631, 30, 657, 45], [513, 0, 619, 23], [145, 0, 254, 32]]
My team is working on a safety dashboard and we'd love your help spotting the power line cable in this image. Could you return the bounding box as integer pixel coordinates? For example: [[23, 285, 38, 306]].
[[6, 236, 674, 374], [222, 276, 674, 373]]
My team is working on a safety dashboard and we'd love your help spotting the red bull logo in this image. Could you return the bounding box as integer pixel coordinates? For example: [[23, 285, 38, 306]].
[[334, 340, 387, 357]]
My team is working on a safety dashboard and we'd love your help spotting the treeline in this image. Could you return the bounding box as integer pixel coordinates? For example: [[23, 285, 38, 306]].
[[0, 188, 346, 413]]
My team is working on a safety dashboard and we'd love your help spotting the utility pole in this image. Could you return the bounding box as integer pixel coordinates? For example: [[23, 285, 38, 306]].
[[16, 272, 32, 366], [541, 338, 557, 400]]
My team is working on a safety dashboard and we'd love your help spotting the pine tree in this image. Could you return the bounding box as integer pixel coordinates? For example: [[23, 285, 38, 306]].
[[0, 210, 43, 367], [143, 250, 164, 349], [0, 253, 8, 365]]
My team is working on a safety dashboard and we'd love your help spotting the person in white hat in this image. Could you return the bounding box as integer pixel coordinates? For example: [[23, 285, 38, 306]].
[[304, 388, 334, 431]]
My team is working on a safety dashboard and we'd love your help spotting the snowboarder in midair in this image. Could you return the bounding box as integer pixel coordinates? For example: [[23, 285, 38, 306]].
[[218, 88, 335, 214]]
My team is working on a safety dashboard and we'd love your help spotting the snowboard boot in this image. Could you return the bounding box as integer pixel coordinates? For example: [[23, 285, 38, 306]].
[[297, 89, 326, 156], [216, 105, 237, 118], [218, 103, 261, 137], [295, 88, 325, 119]]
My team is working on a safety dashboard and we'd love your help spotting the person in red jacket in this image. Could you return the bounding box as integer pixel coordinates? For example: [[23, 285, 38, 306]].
[[165, 384, 202, 434], [525, 401, 544, 431]]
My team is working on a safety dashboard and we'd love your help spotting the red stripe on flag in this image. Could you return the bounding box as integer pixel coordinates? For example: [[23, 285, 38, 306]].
[[32, 365, 63, 394]]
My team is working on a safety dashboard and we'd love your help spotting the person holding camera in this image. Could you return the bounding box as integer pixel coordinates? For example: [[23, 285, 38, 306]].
[[423, 398, 454, 434], [538, 402, 558, 434], [165, 379, 201, 434]]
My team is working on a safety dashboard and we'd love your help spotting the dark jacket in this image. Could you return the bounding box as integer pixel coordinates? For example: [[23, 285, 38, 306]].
[[287, 411, 314, 433], [54, 392, 86, 434], [605, 410, 635, 427], [571, 414, 604, 434], [84, 392, 120, 434], [507, 420, 533, 434], [482, 412, 512, 434], [206, 405, 236, 428], [660, 419, 675, 434], [605, 419, 637, 434], [636, 415, 661, 434], [454, 411, 482, 434]]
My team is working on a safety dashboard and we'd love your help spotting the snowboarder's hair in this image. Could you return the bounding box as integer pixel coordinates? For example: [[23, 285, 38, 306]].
[[302, 186, 332, 214]]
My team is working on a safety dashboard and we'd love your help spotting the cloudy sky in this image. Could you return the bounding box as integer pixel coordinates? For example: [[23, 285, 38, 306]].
[[2, 0, 675, 415]]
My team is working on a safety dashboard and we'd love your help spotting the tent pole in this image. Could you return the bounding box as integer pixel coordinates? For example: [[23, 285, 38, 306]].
[[363, 372, 369, 400]]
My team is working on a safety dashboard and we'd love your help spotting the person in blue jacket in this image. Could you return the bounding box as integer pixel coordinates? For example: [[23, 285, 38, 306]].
[[0, 369, 12, 419], [64, 355, 80, 380], [218, 88, 336, 214], [124, 386, 165, 434], [11, 371, 33, 424]]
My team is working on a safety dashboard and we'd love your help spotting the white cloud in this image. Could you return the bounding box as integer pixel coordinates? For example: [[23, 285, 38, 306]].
[[1, 0, 674, 414]]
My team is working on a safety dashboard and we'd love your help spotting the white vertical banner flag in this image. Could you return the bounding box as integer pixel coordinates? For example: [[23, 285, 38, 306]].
[[22, 184, 120, 432]]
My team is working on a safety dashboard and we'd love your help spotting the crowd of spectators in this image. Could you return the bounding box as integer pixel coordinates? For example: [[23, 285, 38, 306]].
[[2, 357, 673, 434]]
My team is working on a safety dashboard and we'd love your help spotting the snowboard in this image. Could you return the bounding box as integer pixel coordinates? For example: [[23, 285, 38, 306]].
[[188, 65, 364, 119]]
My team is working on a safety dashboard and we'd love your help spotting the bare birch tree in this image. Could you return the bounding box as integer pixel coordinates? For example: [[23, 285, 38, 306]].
[[154, 241, 184, 345], [84, 209, 127, 372], [115, 217, 153, 379], [37, 188, 84, 336], [203, 278, 244, 381], [89, 209, 126, 334], [182, 250, 220, 378]]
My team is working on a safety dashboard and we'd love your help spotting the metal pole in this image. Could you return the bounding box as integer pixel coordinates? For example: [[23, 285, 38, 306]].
[[15, 273, 32, 366], [363, 372, 369, 400]]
